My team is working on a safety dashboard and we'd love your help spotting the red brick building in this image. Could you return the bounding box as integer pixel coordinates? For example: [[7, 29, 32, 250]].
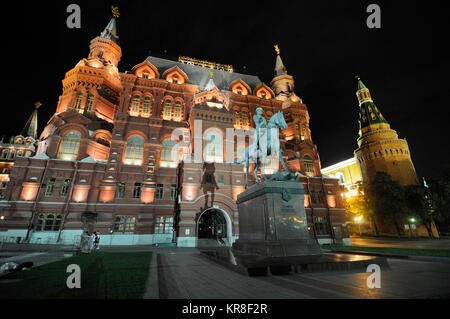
[[0, 17, 350, 246]]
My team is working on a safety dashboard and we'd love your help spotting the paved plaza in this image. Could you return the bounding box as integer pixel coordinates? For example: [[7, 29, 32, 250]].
[[2, 245, 450, 299], [149, 248, 450, 299]]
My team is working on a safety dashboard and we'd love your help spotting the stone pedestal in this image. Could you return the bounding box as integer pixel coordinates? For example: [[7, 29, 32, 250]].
[[233, 180, 322, 258]]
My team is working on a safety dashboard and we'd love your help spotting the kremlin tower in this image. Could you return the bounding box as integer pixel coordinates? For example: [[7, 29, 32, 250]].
[[353, 77, 418, 186]]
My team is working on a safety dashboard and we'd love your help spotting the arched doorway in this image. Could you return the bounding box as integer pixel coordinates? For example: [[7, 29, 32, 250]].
[[197, 209, 227, 240]]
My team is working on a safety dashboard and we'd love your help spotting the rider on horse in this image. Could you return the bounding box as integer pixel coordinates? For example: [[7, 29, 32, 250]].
[[253, 107, 267, 154]]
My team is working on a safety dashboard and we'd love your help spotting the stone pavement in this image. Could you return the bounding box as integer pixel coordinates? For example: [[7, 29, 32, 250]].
[[146, 249, 450, 299]]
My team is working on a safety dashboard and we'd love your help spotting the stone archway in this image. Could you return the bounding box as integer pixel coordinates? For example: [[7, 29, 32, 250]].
[[197, 208, 232, 247]]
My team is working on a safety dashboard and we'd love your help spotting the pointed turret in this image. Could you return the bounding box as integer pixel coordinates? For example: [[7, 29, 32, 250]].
[[204, 71, 217, 91], [356, 76, 388, 133], [87, 8, 122, 67], [100, 17, 119, 43], [271, 44, 295, 101], [22, 102, 41, 139], [274, 45, 287, 76]]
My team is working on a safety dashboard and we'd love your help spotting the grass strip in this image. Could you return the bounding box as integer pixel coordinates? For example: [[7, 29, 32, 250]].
[[0, 251, 153, 299]]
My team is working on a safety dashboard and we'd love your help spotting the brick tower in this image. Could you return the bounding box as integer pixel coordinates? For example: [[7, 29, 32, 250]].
[[353, 77, 418, 186]]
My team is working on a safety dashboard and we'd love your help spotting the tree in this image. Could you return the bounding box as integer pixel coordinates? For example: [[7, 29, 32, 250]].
[[429, 164, 450, 234], [367, 171, 407, 236], [343, 185, 378, 235], [404, 184, 433, 237]]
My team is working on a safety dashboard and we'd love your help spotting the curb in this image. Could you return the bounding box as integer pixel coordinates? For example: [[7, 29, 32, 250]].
[[324, 249, 450, 263], [142, 252, 159, 299]]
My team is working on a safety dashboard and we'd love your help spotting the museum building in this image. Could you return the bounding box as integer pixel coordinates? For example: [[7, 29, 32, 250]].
[[0, 17, 350, 247]]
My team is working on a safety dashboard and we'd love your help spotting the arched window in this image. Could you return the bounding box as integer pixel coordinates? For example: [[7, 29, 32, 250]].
[[160, 140, 178, 168], [142, 96, 151, 116], [173, 101, 182, 121], [301, 124, 307, 140], [205, 131, 223, 163], [163, 99, 172, 120], [124, 136, 144, 165], [303, 155, 315, 176], [36, 213, 62, 231], [74, 93, 83, 111], [130, 95, 141, 116], [86, 94, 95, 111], [57, 131, 81, 161], [295, 123, 301, 139]]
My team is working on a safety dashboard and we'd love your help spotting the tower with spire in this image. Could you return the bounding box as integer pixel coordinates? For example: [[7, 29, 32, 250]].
[[353, 77, 418, 186], [55, 9, 122, 118], [270, 45, 295, 102]]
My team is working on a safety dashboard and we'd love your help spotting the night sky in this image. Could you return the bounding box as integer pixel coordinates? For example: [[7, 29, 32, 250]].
[[2, 0, 448, 179]]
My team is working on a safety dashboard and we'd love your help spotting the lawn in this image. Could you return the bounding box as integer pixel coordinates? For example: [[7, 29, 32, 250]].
[[0, 252, 153, 299], [323, 245, 450, 258]]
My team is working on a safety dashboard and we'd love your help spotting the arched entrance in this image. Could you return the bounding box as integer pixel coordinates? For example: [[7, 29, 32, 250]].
[[197, 209, 227, 239]]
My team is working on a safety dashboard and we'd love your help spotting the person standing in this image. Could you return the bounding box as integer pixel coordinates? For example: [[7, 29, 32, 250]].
[[89, 232, 95, 252], [94, 232, 100, 250]]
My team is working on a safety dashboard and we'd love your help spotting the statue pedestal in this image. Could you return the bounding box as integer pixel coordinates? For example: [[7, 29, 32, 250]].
[[233, 180, 322, 258]]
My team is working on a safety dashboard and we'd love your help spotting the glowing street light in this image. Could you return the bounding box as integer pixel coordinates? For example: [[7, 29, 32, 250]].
[[354, 216, 362, 236]]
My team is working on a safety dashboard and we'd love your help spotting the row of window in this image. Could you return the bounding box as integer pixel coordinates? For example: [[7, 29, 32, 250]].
[[34, 213, 173, 234], [55, 130, 316, 175], [117, 183, 176, 200], [295, 123, 308, 140], [1, 149, 33, 159], [44, 179, 71, 197], [309, 191, 326, 205], [74, 93, 95, 112], [43, 178, 177, 201]]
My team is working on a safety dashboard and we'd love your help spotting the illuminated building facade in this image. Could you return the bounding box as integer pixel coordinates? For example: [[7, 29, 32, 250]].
[[0, 17, 350, 246]]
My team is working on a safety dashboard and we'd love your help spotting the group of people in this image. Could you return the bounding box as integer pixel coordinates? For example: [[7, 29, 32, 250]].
[[86, 231, 100, 252]]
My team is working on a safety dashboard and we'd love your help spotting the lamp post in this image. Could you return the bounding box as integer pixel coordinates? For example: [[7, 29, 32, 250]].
[[354, 216, 362, 236], [409, 218, 416, 238]]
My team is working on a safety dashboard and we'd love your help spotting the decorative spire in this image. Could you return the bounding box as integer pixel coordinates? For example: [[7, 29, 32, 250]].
[[100, 6, 119, 43], [355, 75, 367, 90], [204, 71, 217, 91], [22, 102, 41, 139], [356, 77, 388, 131], [274, 44, 287, 76]]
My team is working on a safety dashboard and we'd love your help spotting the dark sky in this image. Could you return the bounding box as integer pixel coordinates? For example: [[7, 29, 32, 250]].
[[2, 0, 449, 179]]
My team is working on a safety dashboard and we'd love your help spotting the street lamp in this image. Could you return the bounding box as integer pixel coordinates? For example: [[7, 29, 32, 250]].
[[409, 218, 416, 238], [354, 216, 362, 236]]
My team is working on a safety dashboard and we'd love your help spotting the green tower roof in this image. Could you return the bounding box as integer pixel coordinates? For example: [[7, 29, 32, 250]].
[[356, 78, 389, 130]]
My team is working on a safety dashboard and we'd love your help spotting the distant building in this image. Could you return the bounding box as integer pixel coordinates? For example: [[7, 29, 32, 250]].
[[321, 157, 362, 197], [0, 107, 39, 199]]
